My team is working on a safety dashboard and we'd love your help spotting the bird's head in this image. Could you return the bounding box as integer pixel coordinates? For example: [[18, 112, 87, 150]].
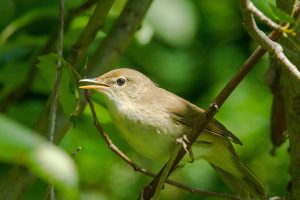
[[79, 68, 156, 104]]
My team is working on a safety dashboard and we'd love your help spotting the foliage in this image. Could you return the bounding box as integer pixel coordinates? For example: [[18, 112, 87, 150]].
[[0, 0, 294, 199], [0, 115, 78, 199]]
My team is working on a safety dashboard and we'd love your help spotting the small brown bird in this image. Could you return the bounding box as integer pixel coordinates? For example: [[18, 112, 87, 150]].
[[79, 68, 266, 199]]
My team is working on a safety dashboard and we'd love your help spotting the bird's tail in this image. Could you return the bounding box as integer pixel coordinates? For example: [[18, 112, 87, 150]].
[[203, 142, 267, 199], [210, 161, 266, 199], [194, 132, 267, 199]]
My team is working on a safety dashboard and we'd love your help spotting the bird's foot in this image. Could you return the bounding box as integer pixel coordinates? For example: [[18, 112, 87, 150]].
[[176, 135, 194, 163]]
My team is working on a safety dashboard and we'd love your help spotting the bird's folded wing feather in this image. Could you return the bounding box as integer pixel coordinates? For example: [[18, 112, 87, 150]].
[[205, 119, 242, 145], [163, 93, 242, 145]]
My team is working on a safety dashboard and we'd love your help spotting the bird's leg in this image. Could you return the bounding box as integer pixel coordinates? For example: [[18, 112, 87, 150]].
[[176, 135, 194, 163]]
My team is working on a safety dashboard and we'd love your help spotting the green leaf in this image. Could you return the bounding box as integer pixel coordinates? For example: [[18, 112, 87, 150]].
[[59, 59, 78, 116], [37, 53, 77, 117], [0, 115, 79, 199], [269, 4, 295, 24], [37, 53, 56, 86]]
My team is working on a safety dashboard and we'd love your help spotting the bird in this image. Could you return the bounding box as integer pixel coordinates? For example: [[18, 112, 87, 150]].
[[79, 68, 267, 199]]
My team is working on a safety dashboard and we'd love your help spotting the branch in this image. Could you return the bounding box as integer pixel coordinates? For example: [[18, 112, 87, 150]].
[[48, 0, 64, 143], [83, 90, 240, 200], [247, 1, 282, 31], [140, 30, 282, 199], [240, 0, 300, 80], [67, 0, 115, 67], [88, 0, 154, 76], [46, 0, 65, 199], [42, 0, 98, 57]]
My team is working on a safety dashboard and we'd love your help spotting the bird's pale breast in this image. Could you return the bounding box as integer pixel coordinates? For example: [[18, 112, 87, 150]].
[[105, 97, 185, 161]]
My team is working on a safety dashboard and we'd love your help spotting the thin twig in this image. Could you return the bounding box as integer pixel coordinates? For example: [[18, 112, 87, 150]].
[[84, 90, 147, 171], [48, 0, 65, 143], [83, 90, 240, 200], [47, 0, 65, 199], [165, 179, 240, 200], [247, 1, 282, 31], [241, 0, 300, 80]]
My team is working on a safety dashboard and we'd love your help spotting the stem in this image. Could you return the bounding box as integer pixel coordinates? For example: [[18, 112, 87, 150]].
[[47, 0, 64, 199], [67, 0, 115, 66], [88, 0, 154, 76]]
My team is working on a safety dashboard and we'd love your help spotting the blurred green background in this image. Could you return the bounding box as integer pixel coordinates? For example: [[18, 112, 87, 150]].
[[0, 0, 290, 199]]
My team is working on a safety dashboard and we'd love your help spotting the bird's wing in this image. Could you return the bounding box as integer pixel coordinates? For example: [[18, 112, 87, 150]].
[[164, 94, 242, 145], [205, 118, 243, 145]]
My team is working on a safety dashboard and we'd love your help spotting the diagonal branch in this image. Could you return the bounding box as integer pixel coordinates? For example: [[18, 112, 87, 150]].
[[67, 0, 115, 67], [88, 0, 154, 76]]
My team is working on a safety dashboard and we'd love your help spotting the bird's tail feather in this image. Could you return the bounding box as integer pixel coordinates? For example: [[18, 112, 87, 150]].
[[206, 152, 267, 199], [195, 133, 267, 199]]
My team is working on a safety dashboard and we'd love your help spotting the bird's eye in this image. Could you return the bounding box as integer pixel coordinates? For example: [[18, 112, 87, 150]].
[[116, 77, 126, 86]]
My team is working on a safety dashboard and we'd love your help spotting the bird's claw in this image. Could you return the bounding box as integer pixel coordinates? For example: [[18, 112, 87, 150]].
[[176, 135, 194, 163]]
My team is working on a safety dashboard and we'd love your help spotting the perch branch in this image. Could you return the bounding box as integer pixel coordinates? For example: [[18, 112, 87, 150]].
[[83, 90, 240, 200]]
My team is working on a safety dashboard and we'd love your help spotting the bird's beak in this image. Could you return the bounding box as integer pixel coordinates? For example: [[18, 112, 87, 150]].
[[79, 78, 109, 90]]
